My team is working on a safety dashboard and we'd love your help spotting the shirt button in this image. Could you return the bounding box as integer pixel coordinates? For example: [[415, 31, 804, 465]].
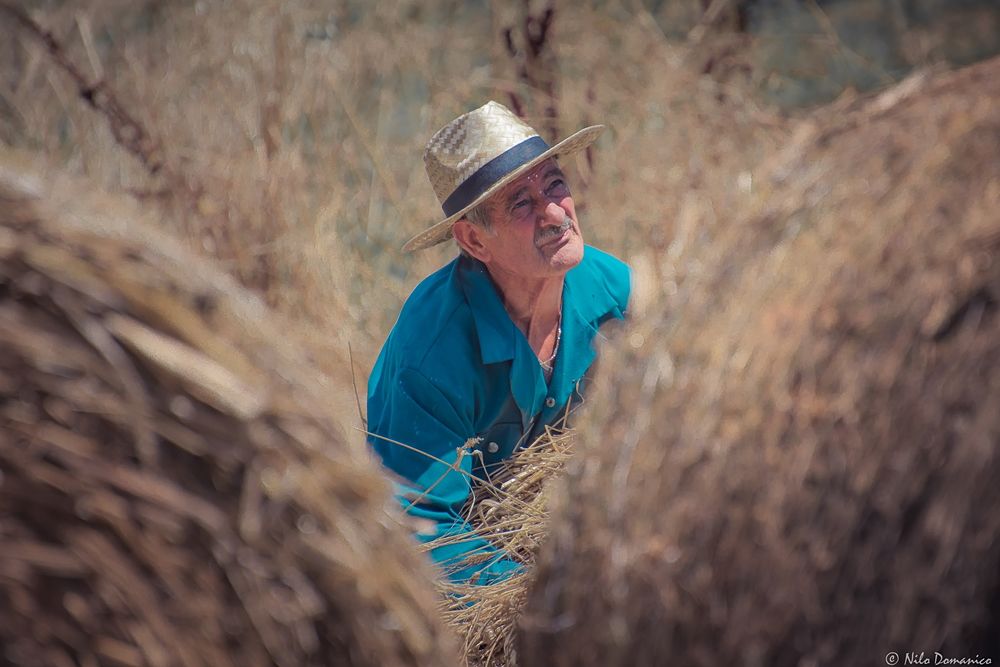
[[487, 441, 500, 454], [545, 397, 556, 408]]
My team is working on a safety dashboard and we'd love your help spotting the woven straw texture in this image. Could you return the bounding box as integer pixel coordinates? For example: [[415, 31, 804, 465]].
[[423, 102, 537, 204], [404, 101, 603, 252]]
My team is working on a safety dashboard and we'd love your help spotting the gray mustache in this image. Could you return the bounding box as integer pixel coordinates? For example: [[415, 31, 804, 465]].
[[536, 215, 574, 244]]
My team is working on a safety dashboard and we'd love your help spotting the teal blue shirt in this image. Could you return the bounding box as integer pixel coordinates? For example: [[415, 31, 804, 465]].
[[367, 245, 630, 585]]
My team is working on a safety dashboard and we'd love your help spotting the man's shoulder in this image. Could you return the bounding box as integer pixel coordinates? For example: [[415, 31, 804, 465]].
[[386, 259, 478, 371], [398, 258, 461, 320], [569, 245, 631, 320]]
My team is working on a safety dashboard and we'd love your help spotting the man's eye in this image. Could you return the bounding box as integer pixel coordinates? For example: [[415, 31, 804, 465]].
[[547, 179, 567, 194], [513, 200, 530, 210]]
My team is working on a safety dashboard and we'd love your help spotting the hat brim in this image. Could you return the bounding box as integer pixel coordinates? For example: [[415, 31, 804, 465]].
[[402, 124, 606, 252]]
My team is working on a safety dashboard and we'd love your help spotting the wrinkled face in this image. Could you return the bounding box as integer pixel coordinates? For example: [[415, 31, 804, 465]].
[[458, 158, 585, 279]]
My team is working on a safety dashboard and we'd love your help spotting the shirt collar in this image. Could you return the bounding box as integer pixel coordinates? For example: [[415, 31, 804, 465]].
[[562, 245, 625, 325], [456, 255, 518, 365], [457, 247, 625, 423], [456, 246, 622, 366]]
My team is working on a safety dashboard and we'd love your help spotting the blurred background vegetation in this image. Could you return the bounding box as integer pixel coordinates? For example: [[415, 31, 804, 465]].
[[2, 0, 998, 414]]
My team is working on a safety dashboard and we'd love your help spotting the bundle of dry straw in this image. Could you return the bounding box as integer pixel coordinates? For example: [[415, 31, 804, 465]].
[[519, 56, 1000, 666], [427, 426, 575, 667], [0, 152, 459, 667]]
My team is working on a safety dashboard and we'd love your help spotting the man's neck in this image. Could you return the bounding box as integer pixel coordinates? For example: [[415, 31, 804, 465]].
[[485, 264, 564, 356]]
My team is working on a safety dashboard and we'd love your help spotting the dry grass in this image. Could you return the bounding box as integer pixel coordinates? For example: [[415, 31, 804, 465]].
[[520, 55, 1000, 666], [0, 150, 460, 666], [0, 0, 783, 393], [432, 428, 575, 667], [4, 2, 1000, 666], [0, 5, 779, 664]]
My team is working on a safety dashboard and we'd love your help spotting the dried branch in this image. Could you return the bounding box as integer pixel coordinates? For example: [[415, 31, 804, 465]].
[[0, 2, 165, 176]]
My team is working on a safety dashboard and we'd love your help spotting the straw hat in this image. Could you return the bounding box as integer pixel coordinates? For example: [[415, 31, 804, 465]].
[[403, 101, 604, 252]]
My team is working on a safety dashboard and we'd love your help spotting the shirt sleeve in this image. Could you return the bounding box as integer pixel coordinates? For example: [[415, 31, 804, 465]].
[[368, 365, 522, 586]]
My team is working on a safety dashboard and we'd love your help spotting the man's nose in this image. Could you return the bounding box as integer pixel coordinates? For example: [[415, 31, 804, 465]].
[[538, 201, 566, 226]]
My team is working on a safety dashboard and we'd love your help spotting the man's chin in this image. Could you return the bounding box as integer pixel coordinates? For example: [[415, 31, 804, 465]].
[[546, 238, 584, 272]]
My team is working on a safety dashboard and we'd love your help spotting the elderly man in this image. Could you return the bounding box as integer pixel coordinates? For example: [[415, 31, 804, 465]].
[[367, 101, 630, 585]]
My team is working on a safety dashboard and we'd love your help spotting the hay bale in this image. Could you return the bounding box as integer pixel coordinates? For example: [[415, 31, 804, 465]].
[[0, 152, 459, 667], [519, 56, 1000, 666]]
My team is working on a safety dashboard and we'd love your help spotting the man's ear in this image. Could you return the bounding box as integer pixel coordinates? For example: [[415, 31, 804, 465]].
[[452, 218, 492, 262]]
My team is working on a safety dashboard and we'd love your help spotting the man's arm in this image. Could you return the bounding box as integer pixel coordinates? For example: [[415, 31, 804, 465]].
[[369, 366, 521, 585]]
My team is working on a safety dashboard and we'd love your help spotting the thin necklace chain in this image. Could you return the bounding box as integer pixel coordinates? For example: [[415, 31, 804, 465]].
[[539, 321, 562, 370]]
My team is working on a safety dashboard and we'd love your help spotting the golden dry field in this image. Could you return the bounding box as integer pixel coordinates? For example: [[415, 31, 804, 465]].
[[3, 1, 1000, 666]]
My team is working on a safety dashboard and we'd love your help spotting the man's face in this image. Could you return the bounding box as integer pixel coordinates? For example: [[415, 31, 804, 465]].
[[462, 158, 585, 279]]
